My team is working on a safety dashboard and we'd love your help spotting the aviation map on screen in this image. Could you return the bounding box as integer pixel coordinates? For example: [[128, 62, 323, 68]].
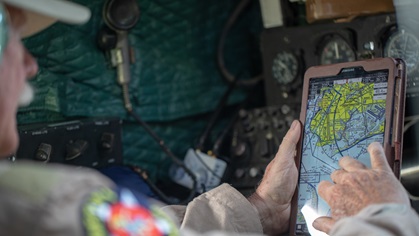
[[295, 69, 389, 234]]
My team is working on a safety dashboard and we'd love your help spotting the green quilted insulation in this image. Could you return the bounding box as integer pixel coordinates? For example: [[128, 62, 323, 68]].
[[18, 0, 263, 180]]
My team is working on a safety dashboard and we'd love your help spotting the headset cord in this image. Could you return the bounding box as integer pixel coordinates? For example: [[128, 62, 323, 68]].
[[196, 79, 238, 151], [123, 91, 197, 205], [217, 0, 262, 87], [111, 34, 198, 204]]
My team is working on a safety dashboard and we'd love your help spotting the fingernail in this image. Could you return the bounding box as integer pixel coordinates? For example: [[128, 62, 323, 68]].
[[368, 142, 381, 151], [312, 219, 320, 229], [291, 120, 298, 130]]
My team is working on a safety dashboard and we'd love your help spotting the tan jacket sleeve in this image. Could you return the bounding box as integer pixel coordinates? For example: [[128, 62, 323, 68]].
[[330, 203, 419, 236], [162, 183, 264, 234]]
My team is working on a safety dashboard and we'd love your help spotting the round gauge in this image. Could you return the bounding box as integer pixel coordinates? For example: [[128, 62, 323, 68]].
[[272, 51, 299, 85], [384, 29, 419, 77], [320, 36, 356, 65]]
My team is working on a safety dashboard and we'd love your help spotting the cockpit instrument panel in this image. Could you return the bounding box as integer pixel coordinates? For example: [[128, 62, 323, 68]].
[[261, 14, 397, 111], [319, 35, 357, 65], [384, 28, 419, 100], [272, 51, 300, 85]]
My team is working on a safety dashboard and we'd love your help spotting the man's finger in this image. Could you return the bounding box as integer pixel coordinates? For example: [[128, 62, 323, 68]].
[[276, 120, 301, 158], [313, 216, 336, 234], [368, 142, 392, 172], [339, 156, 368, 172], [330, 169, 347, 184], [264, 120, 301, 174], [317, 181, 334, 204]]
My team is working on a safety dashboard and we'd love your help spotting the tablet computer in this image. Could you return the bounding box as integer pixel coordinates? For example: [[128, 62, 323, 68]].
[[290, 57, 406, 235]]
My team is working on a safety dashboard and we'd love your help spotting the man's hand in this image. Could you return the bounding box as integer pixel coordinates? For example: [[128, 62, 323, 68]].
[[248, 120, 301, 235], [313, 142, 411, 234]]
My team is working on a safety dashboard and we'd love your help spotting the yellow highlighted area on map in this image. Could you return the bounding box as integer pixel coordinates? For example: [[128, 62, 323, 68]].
[[310, 80, 385, 148]]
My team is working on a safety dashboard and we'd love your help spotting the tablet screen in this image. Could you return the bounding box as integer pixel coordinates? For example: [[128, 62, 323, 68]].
[[295, 68, 389, 234]]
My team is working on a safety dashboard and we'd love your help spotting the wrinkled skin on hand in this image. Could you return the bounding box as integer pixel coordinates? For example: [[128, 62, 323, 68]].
[[248, 120, 301, 235], [313, 142, 411, 234]]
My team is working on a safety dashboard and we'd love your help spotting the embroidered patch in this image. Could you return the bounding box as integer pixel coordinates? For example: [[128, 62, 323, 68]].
[[82, 187, 178, 236]]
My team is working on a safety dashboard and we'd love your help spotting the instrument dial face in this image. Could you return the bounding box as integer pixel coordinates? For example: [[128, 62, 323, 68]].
[[384, 30, 419, 77], [320, 37, 356, 65], [272, 51, 299, 85]]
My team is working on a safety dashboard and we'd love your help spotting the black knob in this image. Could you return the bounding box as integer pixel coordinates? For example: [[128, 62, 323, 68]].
[[35, 143, 52, 162], [254, 109, 263, 117], [233, 142, 247, 157], [239, 109, 248, 120], [66, 139, 89, 160], [273, 119, 285, 130], [259, 137, 269, 158], [269, 108, 279, 117], [101, 133, 115, 150]]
